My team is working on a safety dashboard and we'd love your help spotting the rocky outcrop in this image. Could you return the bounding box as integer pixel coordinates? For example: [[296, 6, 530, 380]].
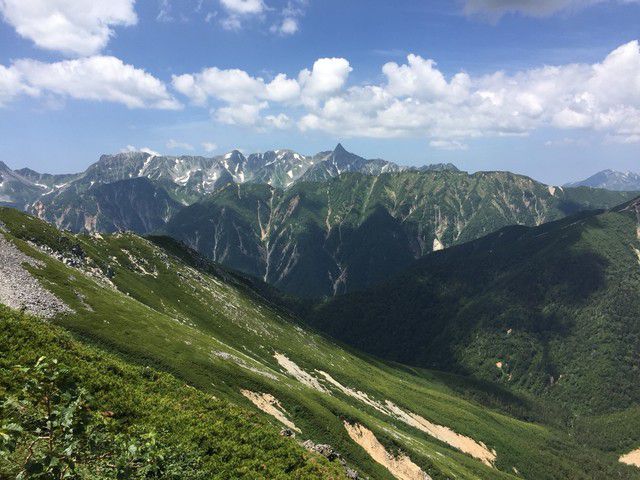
[[0, 233, 72, 318], [302, 440, 361, 479]]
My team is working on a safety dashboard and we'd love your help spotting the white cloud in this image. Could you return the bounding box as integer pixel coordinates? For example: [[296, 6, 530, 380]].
[[264, 113, 291, 129], [1, 56, 181, 110], [169, 40, 640, 145], [265, 73, 300, 102], [173, 67, 264, 105], [215, 102, 267, 126], [296, 40, 640, 144], [122, 145, 162, 156], [220, 0, 264, 15], [0, 0, 137, 56], [166, 139, 194, 150], [276, 17, 298, 35], [463, 0, 640, 19], [202, 142, 218, 153], [0, 64, 36, 106], [172, 67, 303, 105], [298, 58, 352, 101], [429, 140, 468, 150]]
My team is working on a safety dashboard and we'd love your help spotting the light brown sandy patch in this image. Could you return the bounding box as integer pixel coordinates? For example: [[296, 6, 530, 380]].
[[384, 401, 496, 467], [620, 448, 640, 468], [634, 248, 640, 265], [274, 353, 328, 393], [317, 370, 387, 413], [344, 422, 431, 480], [548, 186, 556, 196], [241, 389, 300, 433], [316, 370, 496, 466], [496, 361, 503, 369], [432, 238, 444, 252]]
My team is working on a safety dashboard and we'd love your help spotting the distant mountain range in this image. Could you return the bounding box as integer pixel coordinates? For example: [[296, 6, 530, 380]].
[[565, 169, 640, 191], [1, 145, 637, 297], [0, 144, 413, 210]]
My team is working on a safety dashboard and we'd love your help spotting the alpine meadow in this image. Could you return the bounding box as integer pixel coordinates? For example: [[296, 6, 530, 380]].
[[2, 1, 640, 479]]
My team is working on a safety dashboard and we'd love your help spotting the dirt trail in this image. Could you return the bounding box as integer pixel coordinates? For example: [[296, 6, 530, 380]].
[[241, 389, 300, 433], [344, 422, 432, 480]]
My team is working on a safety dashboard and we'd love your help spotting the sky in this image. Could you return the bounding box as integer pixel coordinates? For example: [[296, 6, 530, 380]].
[[0, 0, 639, 184]]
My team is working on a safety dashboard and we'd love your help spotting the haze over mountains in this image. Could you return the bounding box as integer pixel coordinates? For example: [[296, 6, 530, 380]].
[[566, 169, 640, 191]]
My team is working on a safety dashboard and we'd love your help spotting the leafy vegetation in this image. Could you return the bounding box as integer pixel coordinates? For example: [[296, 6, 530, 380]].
[[1, 206, 639, 478], [166, 171, 636, 297], [309, 198, 640, 430], [0, 307, 345, 479]]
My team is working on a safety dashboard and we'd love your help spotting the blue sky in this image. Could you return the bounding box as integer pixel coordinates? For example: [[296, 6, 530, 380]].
[[0, 0, 639, 184]]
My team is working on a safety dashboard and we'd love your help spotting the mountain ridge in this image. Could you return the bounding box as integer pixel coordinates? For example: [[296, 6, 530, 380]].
[[565, 169, 640, 191]]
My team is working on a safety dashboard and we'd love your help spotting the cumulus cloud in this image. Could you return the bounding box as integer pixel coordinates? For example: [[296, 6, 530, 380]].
[[0, 0, 137, 56], [0, 56, 180, 109], [171, 57, 351, 119], [303, 40, 640, 144], [215, 102, 268, 126], [463, 0, 640, 19], [173, 40, 640, 144]]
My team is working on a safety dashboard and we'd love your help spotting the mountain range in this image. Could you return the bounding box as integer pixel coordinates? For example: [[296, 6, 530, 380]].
[[2, 145, 637, 298], [566, 169, 640, 191]]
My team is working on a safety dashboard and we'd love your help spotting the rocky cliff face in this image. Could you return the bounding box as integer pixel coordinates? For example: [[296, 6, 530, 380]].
[[165, 171, 636, 297], [31, 177, 181, 234]]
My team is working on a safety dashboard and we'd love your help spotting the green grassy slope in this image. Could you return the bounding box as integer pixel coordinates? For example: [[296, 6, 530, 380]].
[[1, 207, 639, 479], [165, 171, 636, 298], [0, 307, 345, 479], [309, 198, 640, 438]]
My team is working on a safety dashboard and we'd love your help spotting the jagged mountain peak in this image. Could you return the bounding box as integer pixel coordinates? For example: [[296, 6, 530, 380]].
[[333, 143, 348, 154]]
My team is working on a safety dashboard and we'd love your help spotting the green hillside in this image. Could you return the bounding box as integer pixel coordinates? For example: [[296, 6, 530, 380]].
[[309, 197, 640, 430], [166, 171, 636, 298], [1, 207, 638, 479]]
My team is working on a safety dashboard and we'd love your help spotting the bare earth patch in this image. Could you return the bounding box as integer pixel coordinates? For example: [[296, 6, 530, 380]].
[[620, 448, 640, 468], [274, 353, 328, 393], [240, 389, 301, 433], [344, 422, 432, 480], [384, 401, 496, 467], [318, 370, 496, 466]]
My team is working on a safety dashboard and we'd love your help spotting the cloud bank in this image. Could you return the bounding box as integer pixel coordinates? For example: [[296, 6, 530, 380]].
[[0, 0, 137, 56]]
